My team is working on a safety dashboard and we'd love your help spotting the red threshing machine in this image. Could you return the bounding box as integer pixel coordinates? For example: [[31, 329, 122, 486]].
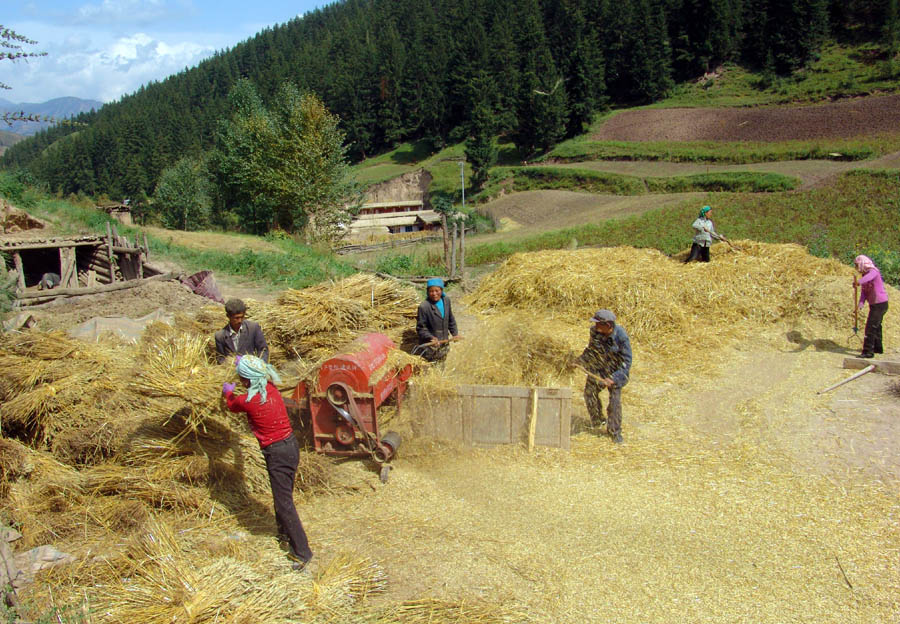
[[292, 333, 410, 482]]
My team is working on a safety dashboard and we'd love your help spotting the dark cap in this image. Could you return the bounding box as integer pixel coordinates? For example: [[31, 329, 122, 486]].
[[590, 309, 616, 323]]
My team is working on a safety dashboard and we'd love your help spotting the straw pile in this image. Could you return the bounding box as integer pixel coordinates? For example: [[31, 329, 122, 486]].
[[0, 331, 128, 447], [468, 242, 851, 356], [130, 322, 230, 436], [26, 514, 392, 624], [455, 242, 899, 388]]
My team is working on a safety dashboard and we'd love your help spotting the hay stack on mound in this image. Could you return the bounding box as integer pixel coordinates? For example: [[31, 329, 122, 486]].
[[429, 313, 582, 389], [447, 242, 899, 387], [266, 274, 419, 359]]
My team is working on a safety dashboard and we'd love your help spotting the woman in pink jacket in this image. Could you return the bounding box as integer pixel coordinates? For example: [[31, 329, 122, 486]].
[[854, 255, 889, 358]]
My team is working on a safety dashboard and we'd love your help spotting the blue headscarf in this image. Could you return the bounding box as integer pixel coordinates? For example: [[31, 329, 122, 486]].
[[426, 278, 445, 317], [698, 205, 711, 218], [236, 355, 282, 404]]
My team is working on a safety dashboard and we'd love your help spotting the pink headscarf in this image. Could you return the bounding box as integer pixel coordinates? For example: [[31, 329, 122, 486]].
[[854, 255, 876, 273]]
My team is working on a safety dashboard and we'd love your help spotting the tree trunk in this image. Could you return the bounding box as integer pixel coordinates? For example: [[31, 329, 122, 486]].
[[450, 221, 458, 278], [441, 213, 450, 274]]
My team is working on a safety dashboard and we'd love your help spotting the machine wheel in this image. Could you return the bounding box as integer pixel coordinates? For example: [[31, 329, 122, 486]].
[[379, 464, 393, 484]]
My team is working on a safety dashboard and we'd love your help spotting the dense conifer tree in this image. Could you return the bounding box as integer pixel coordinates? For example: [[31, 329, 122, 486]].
[[0, 0, 885, 207]]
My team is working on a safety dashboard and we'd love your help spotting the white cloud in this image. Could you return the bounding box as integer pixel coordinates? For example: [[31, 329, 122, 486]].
[[0, 24, 220, 103]]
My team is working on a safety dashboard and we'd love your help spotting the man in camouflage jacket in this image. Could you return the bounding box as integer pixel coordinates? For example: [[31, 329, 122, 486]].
[[574, 309, 632, 443]]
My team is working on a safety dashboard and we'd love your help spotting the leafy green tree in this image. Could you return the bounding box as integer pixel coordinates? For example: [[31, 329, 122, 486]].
[[213, 79, 359, 242], [152, 156, 212, 231]]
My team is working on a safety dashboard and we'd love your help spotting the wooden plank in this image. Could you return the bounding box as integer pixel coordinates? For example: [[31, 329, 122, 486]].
[[0, 240, 102, 251], [12, 252, 25, 291], [411, 384, 572, 449], [105, 221, 116, 283], [85, 270, 96, 288], [16, 272, 175, 302], [59, 247, 77, 289], [843, 357, 900, 376], [527, 388, 538, 452]]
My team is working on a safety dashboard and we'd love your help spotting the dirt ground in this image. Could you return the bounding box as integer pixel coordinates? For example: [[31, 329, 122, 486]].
[[298, 333, 900, 623], [593, 93, 900, 142], [481, 190, 698, 231], [23, 280, 216, 331]]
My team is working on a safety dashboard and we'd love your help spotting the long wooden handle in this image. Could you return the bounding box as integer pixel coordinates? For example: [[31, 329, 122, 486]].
[[817, 364, 875, 394], [572, 362, 608, 384]]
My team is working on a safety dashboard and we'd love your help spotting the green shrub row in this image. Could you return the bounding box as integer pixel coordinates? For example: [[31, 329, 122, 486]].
[[499, 166, 799, 195], [546, 138, 883, 164]]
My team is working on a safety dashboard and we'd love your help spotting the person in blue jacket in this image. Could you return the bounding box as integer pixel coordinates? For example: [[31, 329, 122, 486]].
[[572, 309, 632, 444], [415, 278, 461, 362]]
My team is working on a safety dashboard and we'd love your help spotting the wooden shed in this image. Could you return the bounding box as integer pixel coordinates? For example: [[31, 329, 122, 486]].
[[0, 223, 160, 306]]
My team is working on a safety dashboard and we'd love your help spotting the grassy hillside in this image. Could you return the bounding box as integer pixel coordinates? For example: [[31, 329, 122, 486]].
[[462, 170, 900, 284], [661, 43, 900, 108]]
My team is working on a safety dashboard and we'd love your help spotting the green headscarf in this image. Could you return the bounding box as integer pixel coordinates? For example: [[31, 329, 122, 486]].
[[236, 355, 282, 404]]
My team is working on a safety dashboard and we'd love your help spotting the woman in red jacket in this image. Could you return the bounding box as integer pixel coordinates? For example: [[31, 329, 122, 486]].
[[223, 355, 313, 570]]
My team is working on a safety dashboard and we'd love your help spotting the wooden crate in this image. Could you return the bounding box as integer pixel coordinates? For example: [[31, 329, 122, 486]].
[[410, 384, 571, 450]]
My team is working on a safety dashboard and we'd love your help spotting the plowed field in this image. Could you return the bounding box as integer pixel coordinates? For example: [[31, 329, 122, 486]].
[[593, 94, 900, 142]]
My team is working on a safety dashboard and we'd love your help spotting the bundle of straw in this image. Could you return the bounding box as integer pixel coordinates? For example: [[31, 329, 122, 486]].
[[131, 326, 230, 435], [0, 331, 125, 445], [265, 274, 418, 359], [0, 437, 31, 497]]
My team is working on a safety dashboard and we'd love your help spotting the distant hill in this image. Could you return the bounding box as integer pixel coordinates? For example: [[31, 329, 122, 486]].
[[0, 129, 26, 157], [0, 96, 103, 136]]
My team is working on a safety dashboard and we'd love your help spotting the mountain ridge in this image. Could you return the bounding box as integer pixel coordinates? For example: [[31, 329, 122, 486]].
[[0, 96, 104, 136]]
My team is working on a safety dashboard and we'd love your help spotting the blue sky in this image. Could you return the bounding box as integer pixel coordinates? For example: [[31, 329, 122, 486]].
[[2, 0, 328, 104]]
